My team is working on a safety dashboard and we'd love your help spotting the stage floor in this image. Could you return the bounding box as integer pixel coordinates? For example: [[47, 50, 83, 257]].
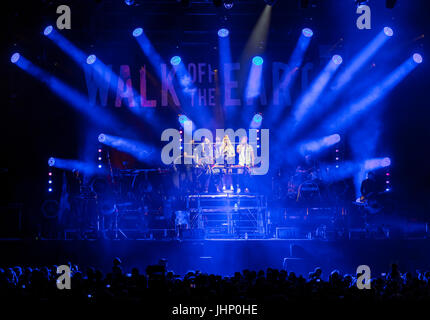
[[1, 238, 430, 276]]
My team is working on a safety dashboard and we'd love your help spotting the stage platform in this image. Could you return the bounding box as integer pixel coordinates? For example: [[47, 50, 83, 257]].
[[1, 238, 430, 277]]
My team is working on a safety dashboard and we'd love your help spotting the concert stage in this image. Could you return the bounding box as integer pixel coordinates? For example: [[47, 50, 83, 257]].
[[1, 238, 429, 277]]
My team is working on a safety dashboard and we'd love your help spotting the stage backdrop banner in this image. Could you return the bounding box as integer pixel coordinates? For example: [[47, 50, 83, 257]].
[[83, 60, 318, 109]]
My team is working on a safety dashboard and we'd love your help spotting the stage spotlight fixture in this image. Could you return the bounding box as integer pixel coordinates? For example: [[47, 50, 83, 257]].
[[48, 157, 56, 167], [252, 56, 264, 66], [218, 28, 229, 38], [44, 25, 53, 36], [86, 54, 97, 65], [170, 56, 181, 66], [332, 55, 343, 65], [413, 53, 423, 64], [98, 133, 106, 143], [224, 0, 234, 10], [178, 114, 189, 125], [133, 27, 143, 37], [124, 0, 135, 5], [384, 27, 393, 37], [253, 113, 263, 123], [355, 0, 369, 6], [382, 157, 391, 167], [302, 28, 313, 38], [10, 53, 20, 64], [386, 0, 397, 9]]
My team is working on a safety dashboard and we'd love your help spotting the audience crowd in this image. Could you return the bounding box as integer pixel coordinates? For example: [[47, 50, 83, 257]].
[[1, 259, 430, 304]]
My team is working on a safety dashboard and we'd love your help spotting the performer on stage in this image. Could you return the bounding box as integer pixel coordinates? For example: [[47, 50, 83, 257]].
[[221, 135, 235, 192], [359, 171, 384, 217], [214, 136, 224, 164], [212, 136, 224, 192], [360, 171, 378, 200], [197, 137, 213, 193], [181, 140, 198, 193], [236, 136, 255, 193], [296, 154, 316, 178]]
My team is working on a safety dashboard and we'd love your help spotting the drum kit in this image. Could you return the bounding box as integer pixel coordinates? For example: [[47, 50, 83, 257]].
[[287, 167, 322, 202]]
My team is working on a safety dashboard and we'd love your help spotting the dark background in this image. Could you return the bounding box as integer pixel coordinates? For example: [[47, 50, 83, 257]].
[[2, 0, 429, 237]]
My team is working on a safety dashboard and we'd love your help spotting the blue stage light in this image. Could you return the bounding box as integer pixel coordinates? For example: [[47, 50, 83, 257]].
[[253, 114, 263, 123], [98, 133, 106, 143], [125, 0, 134, 5], [178, 114, 189, 124], [384, 27, 393, 37], [382, 157, 391, 167], [10, 53, 20, 64], [133, 27, 143, 37], [218, 28, 229, 37], [413, 53, 423, 64], [299, 134, 341, 154], [252, 56, 264, 66], [332, 55, 343, 65], [86, 54, 97, 65], [324, 133, 341, 145], [44, 25, 53, 36], [302, 28, 313, 38], [170, 56, 181, 66], [48, 157, 56, 167], [48, 188, 53, 192]]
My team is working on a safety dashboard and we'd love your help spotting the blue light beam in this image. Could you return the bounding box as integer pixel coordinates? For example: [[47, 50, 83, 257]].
[[48, 157, 104, 175], [293, 55, 343, 123], [98, 133, 156, 163], [298, 133, 341, 155], [13, 55, 118, 129], [324, 55, 421, 132]]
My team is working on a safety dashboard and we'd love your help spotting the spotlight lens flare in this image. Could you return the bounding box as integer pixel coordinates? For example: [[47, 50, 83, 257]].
[[48, 157, 55, 167], [133, 27, 143, 37], [86, 54, 97, 65], [170, 56, 181, 66], [323, 133, 341, 145], [302, 28, 313, 38], [253, 114, 263, 123], [10, 53, 20, 64], [413, 53, 423, 64], [384, 27, 393, 37], [332, 55, 343, 65], [252, 56, 264, 66], [218, 28, 229, 38], [178, 114, 189, 125], [382, 157, 391, 167], [44, 25, 53, 36], [98, 133, 106, 143]]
